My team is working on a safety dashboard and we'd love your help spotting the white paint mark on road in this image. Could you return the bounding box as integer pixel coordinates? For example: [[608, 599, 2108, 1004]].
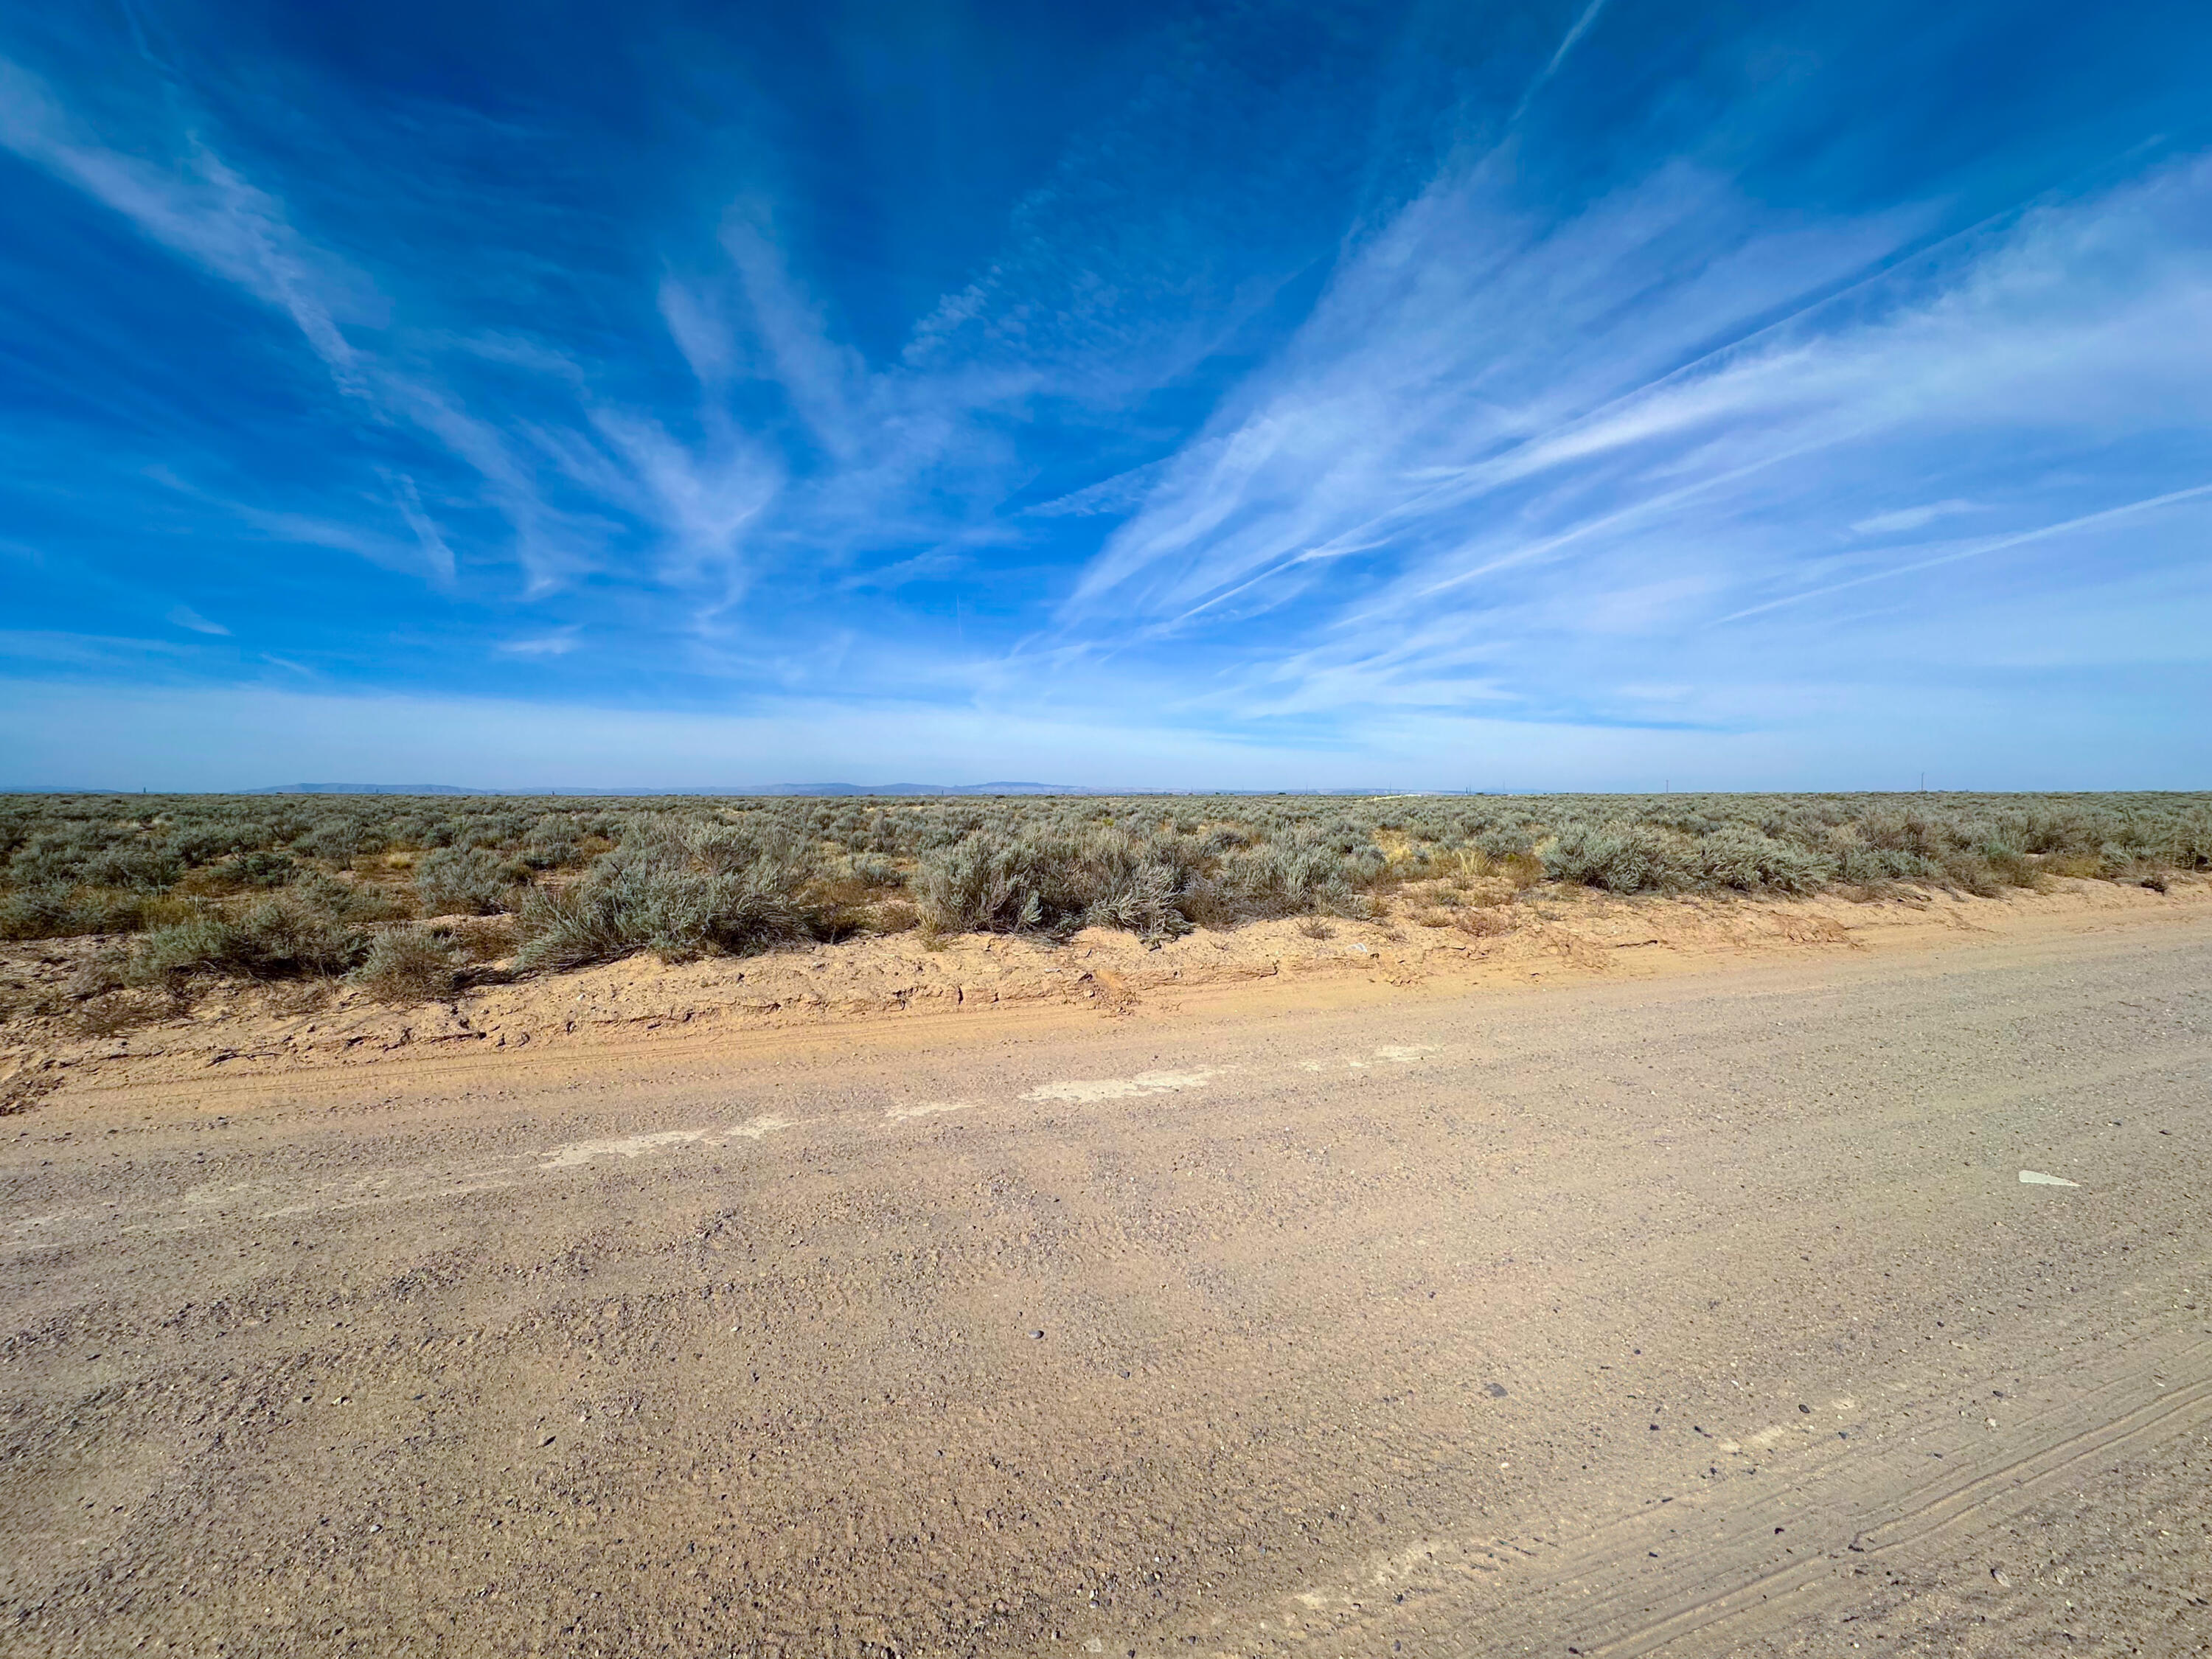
[[886, 1101, 973, 1122], [262, 1176, 518, 1219], [184, 1182, 265, 1207], [1319, 1044, 1441, 1071], [542, 1116, 793, 1166], [2019, 1170, 2080, 1187], [1022, 1068, 1225, 1103], [541, 1129, 715, 1168]]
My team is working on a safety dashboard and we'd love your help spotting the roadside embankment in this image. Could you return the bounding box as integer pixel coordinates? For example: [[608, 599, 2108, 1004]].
[[4, 874, 2203, 1110]]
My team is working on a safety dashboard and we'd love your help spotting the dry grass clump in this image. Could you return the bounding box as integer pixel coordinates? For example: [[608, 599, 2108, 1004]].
[[349, 927, 462, 1002], [63, 942, 131, 1001], [1454, 906, 1517, 938]]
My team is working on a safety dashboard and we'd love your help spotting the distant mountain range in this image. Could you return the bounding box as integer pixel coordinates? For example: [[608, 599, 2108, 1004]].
[[248, 783, 479, 795], [7, 782, 1462, 797], [247, 782, 1088, 796]]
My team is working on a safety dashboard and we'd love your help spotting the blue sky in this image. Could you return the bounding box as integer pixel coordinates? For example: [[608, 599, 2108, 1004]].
[[2, 0, 2208, 790]]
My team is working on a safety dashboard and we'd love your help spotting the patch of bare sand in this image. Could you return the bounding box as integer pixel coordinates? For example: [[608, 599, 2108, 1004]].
[[2, 875, 2203, 1110]]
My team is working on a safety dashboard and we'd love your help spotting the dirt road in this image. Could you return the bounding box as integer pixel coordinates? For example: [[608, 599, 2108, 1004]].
[[4, 913, 2209, 1656]]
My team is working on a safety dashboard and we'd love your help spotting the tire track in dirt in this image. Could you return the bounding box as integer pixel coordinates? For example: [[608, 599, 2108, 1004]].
[[1185, 1329, 2212, 1658], [1573, 1337, 2212, 1655], [4, 918, 2208, 1657]]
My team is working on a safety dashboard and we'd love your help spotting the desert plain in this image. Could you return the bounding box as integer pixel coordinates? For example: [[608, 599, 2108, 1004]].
[[4, 871, 2209, 1657]]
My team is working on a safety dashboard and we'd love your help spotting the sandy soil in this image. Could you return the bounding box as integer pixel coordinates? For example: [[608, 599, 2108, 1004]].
[[2, 887, 2209, 1655], [4, 876, 2204, 1114]]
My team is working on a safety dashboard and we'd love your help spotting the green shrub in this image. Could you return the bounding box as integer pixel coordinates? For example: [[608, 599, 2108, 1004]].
[[1541, 824, 1686, 892], [78, 844, 182, 890], [227, 849, 302, 888], [416, 847, 530, 915], [127, 896, 369, 983], [291, 873, 409, 925], [291, 820, 378, 863], [912, 826, 1203, 939], [0, 790, 2202, 981], [847, 853, 902, 888], [1207, 828, 1363, 919], [8, 837, 96, 888], [0, 885, 184, 939], [520, 836, 580, 870], [1834, 840, 1914, 886], [1688, 827, 1833, 894], [0, 886, 77, 941], [1980, 845, 2041, 888], [168, 824, 266, 866], [908, 834, 1060, 933], [515, 848, 807, 970]]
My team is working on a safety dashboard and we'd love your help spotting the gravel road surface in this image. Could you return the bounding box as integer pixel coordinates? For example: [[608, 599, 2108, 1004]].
[[5, 917, 2208, 1656]]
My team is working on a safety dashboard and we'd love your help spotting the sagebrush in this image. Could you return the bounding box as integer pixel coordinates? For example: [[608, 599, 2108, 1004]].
[[1, 790, 2202, 990]]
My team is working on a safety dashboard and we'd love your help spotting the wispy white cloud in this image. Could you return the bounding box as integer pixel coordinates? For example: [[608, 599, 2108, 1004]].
[[1063, 150, 2212, 723], [165, 603, 229, 635], [657, 276, 740, 391], [1850, 499, 1978, 536], [1029, 456, 1183, 518], [1068, 161, 1927, 617], [1714, 480, 2212, 624], [143, 466, 459, 583], [385, 472, 457, 585], [584, 410, 782, 595], [1540, 0, 1610, 80], [0, 55, 591, 590], [0, 55, 372, 393], [494, 629, 582, 658], [720, 201, 868, 461], [6, 7, 2206, 788], [372, 378, 591, 592], [0, 631, 196, 670], [1510, 0, 1611, 124], [0, 24, 1431, 650]]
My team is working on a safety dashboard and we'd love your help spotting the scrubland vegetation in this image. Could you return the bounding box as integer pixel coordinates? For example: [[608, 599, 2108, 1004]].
[[1, 793, 2205, 1001]]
